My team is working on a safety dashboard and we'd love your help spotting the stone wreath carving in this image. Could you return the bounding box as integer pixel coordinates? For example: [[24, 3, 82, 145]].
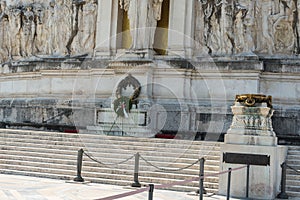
[[113, 74, 141, 117], [235, 94, 272, 108]]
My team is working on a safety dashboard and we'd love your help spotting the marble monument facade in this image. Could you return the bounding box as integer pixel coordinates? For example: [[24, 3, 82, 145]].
[[0, 0, 299, 142]]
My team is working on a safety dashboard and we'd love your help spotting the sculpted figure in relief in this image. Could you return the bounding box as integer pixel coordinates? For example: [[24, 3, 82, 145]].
[[233, 4, 247, 54], [77, 0, 98, 53], [33, 3, 46, 55], [271, 0, 296, 54], [0, 0, 10, 62], [53, 0, 71, 54], [233, 1, 255, 54], [255, 0, 274, 54], [8, 5, 22, 58], [44, 0, 56, 55], [119, 0, 163, 50], [20, 5, 35, 57], [221, 0, 234, 54], [199, 0, 222, 55]]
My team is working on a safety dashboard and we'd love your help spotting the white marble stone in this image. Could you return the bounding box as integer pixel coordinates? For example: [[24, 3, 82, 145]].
[[219, 144, 288, 199]]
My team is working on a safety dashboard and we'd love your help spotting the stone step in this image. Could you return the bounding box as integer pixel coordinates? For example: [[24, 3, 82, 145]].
[[0, 142, 220, 160], [286, 191, 300, 198], [288, 146, 300, 150], [287, 155, 300, 160], [0, 154, 219, 176], [0, 149, 220, 166], [0, 138, 220, 156], [287, 160, 300, 166], [1, 131, 221, 150], [0, 129, 221, 147], [286, 185, 300, 193], [287, 179, 300, 186], [287, 150, 300, 156], [0, 158, 218, 186], [0, 129, 221, 193], [286, 174, 300, 180]]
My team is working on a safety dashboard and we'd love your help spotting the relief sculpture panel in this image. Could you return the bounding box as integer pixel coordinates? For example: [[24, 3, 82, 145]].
[[0, 0, 98, 63], [195, 0, 300, 56], [1, 0, 300, 63]]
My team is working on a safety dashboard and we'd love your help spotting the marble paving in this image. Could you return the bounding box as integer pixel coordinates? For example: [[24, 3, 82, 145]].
[[0, 174, 242, 200]]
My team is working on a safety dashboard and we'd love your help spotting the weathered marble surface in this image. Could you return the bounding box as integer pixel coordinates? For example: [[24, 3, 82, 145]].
[[0, 0, 98, 63], [195, 0, 300, 56], [2, 0, 300, 63]]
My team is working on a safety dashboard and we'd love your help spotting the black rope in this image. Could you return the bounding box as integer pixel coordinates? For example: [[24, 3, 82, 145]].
[[287, 164, 300, 175], [139, 154, 200, 172], [83, 150, 134, 167]]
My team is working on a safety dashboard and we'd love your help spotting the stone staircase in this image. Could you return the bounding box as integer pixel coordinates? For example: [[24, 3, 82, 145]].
[[286, 146, 300, 199], [0, 129, 221, 193]]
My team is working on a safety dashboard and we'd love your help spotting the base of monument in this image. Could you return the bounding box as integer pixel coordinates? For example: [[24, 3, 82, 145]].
[[219, 144, 288, 200], [224, 134, 278, 146], [116, 49, 155, 60]]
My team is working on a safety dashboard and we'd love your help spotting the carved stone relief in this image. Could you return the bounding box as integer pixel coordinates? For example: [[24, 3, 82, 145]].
[[0, 0, 98, 63], [195, 0, 300, 56]]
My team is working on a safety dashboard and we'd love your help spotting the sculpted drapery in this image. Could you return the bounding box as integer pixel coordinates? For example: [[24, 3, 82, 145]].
[[119, 0, 163, 50]]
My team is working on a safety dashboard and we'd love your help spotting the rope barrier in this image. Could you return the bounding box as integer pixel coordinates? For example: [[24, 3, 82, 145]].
[[139, 154, 200, 172], [154, 165, 247, 190], [286, 164, 300, 174], [94, 165, 247, 200], [83, 150, 135, 167]]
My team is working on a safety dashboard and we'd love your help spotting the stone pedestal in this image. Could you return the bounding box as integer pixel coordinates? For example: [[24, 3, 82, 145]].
[[219, 94, 288, 199]]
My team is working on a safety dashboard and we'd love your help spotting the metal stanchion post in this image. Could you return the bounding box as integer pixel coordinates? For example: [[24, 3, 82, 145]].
[[246, 164, 250, 199], [148, 184, 154, 200], [199, 158, 205, 200], [73, 148, 84, 182], [227, 168, 232, 200], [131, 152, 141, 187], [277, 162, 289, 199]]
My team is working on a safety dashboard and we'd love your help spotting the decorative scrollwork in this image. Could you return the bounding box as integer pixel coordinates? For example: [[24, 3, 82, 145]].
[[235, 94, 272, 108]]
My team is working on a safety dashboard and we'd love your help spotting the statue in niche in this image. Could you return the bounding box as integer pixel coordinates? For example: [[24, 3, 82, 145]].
[[8, 5, 22, 58], [20, 5, 35, 57], [119, 0, 163, 50], [0, 0, 9, 62]]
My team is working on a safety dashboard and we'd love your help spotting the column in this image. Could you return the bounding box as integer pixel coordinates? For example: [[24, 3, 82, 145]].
[[167, 0, 195, 58], [94, 0, 119, 57]]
